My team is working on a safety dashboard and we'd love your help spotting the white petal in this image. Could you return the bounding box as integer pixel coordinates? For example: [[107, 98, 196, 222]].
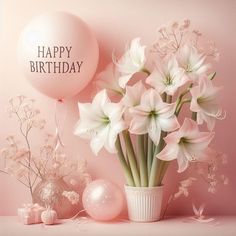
[[118, 74, 133, 88], [90, 126, 109, 155], [92, 89, 110, 109], [167, 56, 179, 71], [191, 55, 205, 71], [115, 37, 146, 80], [188, 131, 214, 145], [179, 118, 199, 137], [156, 144, 179, 161], [106, 122, 125, 153], [197, 112, 204, 125], [158, 103, 176, 119], [78, 103, 94, 122], [181, 144, 196, 162], [177, 149, 189, 173], [148, 117, 161, 145], [164, 131, 181, 144], [196, 63, 209, 75], [204, 114, 216, 131], [121, 81, 146, 107], [129, 106, 149, 116], [95, 63, 123, 94], [146, 69, 165, 94], [140, 89, 162, 110], [190, 97, 201, 113], [129, 38, 146, 66], [103, 103, 124, 123], [177, 45, 190, 66], [158, 115, 180, 132], [185, 134, 214, 156], [129, 116, 148, 135], [75, 103, 103, 137]]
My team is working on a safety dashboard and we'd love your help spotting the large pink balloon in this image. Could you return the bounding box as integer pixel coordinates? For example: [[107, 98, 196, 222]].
[[82, 179, 124, 221], [18, 12, 99, 100]]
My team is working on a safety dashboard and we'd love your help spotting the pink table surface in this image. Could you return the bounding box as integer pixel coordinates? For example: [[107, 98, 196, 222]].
[[0, 216, 235, 236]]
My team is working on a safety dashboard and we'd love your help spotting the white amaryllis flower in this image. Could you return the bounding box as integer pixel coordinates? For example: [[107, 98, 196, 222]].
[[129, 89, 180, 145], [177, 45, 209, 80], [157, 118, 214, 173], [74, 90, 126, 155], [121, 81, 146, 108], [190, 76, 225, 131], [95, 63, 124, 95], [114, 38, 146, 88], [121, 81, 146, 126], [146, 57, 187, 96]]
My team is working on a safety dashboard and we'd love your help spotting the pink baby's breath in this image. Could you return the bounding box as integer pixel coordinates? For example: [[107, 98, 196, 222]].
[[0, 96, 91, 201], [62, 191, 80, 205]]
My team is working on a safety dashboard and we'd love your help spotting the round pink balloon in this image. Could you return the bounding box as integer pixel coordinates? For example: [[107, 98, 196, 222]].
[[18, 12, 99, 100], [82, 179, 124, 221]]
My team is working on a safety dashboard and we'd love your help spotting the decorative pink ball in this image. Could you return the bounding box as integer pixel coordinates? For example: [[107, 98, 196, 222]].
[[82, 179, 124, 221], [18, 12, 99, 100], [41, 209, 57, 225]]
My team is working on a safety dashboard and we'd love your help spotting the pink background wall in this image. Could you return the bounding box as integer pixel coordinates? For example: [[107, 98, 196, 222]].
[[0, 0, 235, 216]]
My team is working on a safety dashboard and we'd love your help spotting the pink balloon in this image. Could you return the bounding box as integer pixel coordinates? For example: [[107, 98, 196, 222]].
[[18, 12, 99, 100], [82, 179, 124, 221]]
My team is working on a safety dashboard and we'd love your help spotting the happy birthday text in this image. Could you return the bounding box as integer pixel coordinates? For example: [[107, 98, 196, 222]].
[[29, 46, 83, 73]]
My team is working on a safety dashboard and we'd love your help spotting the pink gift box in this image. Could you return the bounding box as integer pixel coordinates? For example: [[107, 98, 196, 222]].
[[17, 203, 45, 225]]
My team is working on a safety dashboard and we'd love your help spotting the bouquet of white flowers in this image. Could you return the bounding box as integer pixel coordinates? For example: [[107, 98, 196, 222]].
[[74, 19, 225, 189]]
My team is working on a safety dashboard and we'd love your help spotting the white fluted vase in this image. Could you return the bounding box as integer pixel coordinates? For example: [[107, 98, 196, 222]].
[[124, 185, 163, 222]]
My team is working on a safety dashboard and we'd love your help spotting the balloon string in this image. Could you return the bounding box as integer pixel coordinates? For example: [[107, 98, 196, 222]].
[[54, 99, 67, 153], [70, 209, 86, 220]]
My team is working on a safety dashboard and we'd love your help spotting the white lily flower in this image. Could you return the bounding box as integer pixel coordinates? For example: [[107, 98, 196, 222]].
[[121, 81, 146, 108], [177, 45, 210, 80], [114, 38, 146, 88], [190, 76, 225, 131], [129, 89, 180, 145], [121, 81, 147, 126], [157, 118, 214, 173], [146, 57, 187, 96], [74, 90, 126, 155]]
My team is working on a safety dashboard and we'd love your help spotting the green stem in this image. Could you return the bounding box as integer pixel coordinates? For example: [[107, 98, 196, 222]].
[[148, 132, 166, 187], [175, 83, 193, 115], [115, 136, 135, 186], [175, 99, 191, 116], [148, 93, 170, 187], [147, 136, 153, 178], [122, 130, 141, 187], [156, 161, 169, 186], [137, 135, 148, 187], [125, 150, 130, 168], [160, 161, 170, 183], [144, 134, 148, 157]]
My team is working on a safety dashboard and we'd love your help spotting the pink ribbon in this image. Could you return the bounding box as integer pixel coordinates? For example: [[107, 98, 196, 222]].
[[54, 99, 67, 152]]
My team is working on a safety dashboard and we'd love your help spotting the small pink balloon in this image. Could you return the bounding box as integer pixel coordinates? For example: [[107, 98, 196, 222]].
[[18, 12, 99, 100], [82, 179, 124, 221]]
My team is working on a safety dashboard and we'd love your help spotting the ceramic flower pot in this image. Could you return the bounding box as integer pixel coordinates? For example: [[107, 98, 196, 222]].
[[32, 177, 75, 219], [124, 185, 163, 222]]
